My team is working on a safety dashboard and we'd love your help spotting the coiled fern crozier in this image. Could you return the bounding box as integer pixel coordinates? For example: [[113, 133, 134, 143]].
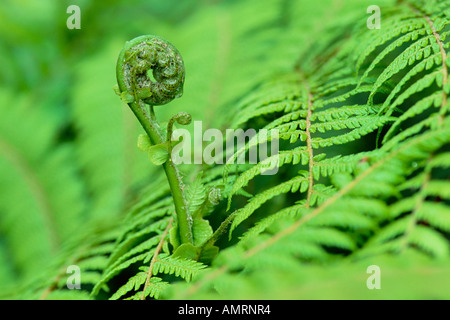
[[115, 35, 194, 248], [2, 0, 449, 300]]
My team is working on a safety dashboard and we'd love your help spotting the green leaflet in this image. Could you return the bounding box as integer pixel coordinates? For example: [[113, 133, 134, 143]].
[[137, 134, 152, 152], [147, 142, 170, 165]]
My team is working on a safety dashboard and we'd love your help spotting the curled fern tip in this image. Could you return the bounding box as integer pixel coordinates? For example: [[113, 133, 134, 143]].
[[116, 35, 185, 106]]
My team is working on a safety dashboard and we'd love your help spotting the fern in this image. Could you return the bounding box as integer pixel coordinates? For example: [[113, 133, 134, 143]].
[[164, 0, 450, 299], [0, 89, 87, 283], [1, 0, 449, 300]]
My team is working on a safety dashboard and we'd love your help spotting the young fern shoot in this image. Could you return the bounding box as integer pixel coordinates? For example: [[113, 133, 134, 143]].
[[114, 35, 194, 249]]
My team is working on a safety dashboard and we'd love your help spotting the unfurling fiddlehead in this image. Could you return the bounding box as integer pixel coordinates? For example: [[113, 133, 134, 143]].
[[116, 35, 185, 106], [115, 35, 194, 249]]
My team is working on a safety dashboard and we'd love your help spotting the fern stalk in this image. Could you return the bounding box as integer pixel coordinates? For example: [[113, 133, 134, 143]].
[[412, 5, 449, 124], [301, 77, 316, 208], [141, 217, 173, 300], [115, 35, 193, 245], [426, 16, 449, 125], [399, 160, 432, 252]]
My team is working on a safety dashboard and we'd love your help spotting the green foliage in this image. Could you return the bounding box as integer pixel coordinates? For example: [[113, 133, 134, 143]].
[[0, 0, 449, 300]]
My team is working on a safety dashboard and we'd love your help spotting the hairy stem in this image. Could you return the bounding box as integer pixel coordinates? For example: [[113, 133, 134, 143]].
[[116, 35, 192, 245], [128, 100, 193, 244]]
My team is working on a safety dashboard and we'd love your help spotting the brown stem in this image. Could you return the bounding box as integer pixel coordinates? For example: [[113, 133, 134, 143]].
[[141, 217, 173, 300]]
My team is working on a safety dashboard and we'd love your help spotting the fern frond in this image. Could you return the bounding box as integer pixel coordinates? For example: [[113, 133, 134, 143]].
[[109, 271, 148, 300], [355, 15, 426, 76], [0, 89, 87, 280]]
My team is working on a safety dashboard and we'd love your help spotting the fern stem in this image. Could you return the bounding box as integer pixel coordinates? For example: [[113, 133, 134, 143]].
[[116, 35, 193, 245], [141, 217, 173, 300], [296, 70, 316, 207], [0, 136, 60, 253], [201, 210, 237, 249], [124, 101, 192, 244], [164, 160, 192, 244], [303, 82, 315, 207], [423, 16, 448, 125], [406, 2, 448, 125], [39, 268, 65, 300], [399, 158, 432, 252]]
